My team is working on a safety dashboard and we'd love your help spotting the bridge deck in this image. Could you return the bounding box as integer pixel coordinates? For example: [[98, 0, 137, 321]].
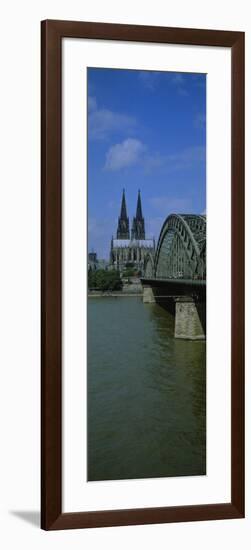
[[141, 278, 206, 287], [141, 277, 206, 299]]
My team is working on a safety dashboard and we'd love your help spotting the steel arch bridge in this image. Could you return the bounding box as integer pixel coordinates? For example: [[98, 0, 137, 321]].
[[144, 214, 206, 280]]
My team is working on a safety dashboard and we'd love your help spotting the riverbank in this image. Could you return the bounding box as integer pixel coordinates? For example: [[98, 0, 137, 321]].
[[88, 281, 143, 297], [88, 290, 143, 298]]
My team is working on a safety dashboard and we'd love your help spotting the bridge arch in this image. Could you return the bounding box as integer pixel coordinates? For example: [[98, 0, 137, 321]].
[[154, 214, 206, 280], [144, 252, 155, 278]]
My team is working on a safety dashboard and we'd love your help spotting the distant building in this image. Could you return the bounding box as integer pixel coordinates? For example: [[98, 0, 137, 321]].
[[88, 252, 108, 271], [88, 251, 97, 264], [110, 189, 155, 274]]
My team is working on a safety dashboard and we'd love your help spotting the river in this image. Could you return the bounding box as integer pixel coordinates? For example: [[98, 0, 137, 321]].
[[88, 296, 206, 481]]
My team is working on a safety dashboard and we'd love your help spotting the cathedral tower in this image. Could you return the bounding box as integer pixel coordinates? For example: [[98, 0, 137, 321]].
[[116, 189, 130, 239], [111, 189, 155, 273], [131, 190, 145, 240]]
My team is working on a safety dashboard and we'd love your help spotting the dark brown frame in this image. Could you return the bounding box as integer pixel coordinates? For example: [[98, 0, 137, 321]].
[[41, 19, 245, 530]]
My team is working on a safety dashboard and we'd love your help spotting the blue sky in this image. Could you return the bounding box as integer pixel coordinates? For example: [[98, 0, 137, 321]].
[[88, 68, 206, 259]]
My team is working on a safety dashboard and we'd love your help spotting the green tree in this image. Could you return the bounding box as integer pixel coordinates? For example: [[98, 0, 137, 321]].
[[88, 269, 95, 289], [88, 269, 122, 291]]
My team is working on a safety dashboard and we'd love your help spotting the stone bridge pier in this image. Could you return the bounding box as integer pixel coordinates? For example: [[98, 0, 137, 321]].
[[174, 296, 205, 340], [142, 285, 156, 304], [142, 279, 206, 341]]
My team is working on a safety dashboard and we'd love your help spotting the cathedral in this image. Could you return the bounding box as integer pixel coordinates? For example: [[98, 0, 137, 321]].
[[110, 190, 155, 274]]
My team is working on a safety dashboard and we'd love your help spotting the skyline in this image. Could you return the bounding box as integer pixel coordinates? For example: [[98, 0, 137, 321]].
[[88, 67, 206, 259]]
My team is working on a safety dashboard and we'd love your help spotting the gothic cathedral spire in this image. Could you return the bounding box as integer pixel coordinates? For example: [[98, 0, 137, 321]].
[[136, 189, 143, 219], [131, 190, 145, 239], [116, 189, 130, 239]]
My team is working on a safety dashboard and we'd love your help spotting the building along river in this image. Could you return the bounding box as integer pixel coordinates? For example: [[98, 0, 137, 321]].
[[88, 296, 206, 481]]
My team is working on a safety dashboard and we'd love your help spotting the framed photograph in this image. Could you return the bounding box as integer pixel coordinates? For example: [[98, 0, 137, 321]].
[[41, 20, 245, 529]]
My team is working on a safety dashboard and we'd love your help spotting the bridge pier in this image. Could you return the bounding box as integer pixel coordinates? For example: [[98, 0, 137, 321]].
[[174, 297, 206, 340], [141, 278, 206, 340], [143, 285, 156, 303]]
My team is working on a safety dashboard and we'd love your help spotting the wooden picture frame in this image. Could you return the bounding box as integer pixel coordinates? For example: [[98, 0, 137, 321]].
[[41, 19, 245, 530]]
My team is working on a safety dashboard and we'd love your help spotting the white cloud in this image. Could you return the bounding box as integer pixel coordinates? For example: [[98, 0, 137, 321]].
[[88, 96, 136, 140], [103, 142, 205, 174], [104, 138, 146, 171], [143, 145, 205, 174]]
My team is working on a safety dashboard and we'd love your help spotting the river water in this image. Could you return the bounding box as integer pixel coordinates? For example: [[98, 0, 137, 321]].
[[88, 297, 206, 481]]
